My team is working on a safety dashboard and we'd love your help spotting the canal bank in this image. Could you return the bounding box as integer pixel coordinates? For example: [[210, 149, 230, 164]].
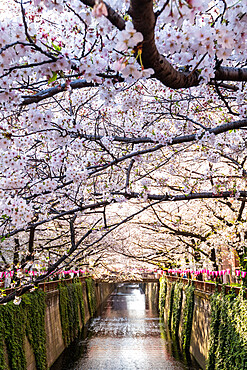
[[159, 276, 247, 370], [1, 277, 246, 369], [45, 279, 115, 367], [0, 278, 115, 369]]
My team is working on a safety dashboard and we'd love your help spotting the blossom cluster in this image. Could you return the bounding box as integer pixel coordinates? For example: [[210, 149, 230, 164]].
[[0, 0, 246, 285]]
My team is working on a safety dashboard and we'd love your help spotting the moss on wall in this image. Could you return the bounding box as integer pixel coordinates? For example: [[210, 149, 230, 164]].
[[0, 281, 86, 369], [168, 282, 175, 329], [24, 290, 47, 370], [0, 279, 107, 369], [207, 288, 247, 370], [0, 289, 47, 370], [182, 283, 195, 353], [172, 282, 183, 337], [159, 277, 167, 316], [159, 280, 195, 353], [159, 279, 247, 368], [58, 281, 85, 346], [86, 278, 97, 316]]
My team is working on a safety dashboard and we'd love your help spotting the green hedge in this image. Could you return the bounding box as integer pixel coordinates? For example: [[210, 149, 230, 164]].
[[0, 290, 47, 370]]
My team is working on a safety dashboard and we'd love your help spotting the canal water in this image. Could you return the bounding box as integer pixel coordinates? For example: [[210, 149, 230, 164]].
[[52, 284, 201, 370]]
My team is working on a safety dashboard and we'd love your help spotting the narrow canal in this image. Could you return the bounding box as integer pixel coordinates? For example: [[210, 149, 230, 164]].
[[52, 283, 201, 370]]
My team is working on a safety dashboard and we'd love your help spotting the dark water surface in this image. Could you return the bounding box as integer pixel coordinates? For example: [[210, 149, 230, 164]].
[[52, 284, 201, 370]]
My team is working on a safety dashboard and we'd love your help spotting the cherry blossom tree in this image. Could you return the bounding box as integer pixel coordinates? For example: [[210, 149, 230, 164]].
[[0, 0, 247, 303]]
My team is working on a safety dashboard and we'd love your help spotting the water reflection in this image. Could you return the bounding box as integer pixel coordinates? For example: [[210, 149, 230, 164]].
[[52, 284, 200, 370]]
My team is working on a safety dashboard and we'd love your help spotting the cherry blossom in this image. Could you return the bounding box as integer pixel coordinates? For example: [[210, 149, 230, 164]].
[[0, 0, 247, 303], [116, 21, 143, 51], [92, 1, 108, 18]]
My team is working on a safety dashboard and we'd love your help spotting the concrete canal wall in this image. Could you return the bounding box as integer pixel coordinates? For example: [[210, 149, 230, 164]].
[[142, 280, 210, 369], [44, 280, 114, 369], [162, 280, 210, 369], [2, 278, 115, 370], [160, 276, 247, 370], [42, 280, 114, 368]]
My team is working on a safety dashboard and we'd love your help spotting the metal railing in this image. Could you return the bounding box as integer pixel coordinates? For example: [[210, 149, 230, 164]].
[[2, 276, 87, 296], [2, 274, 246, 298], [165, 275, 247, 297]]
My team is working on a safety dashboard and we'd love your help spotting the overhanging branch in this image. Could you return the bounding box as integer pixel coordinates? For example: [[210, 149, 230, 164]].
[[115, 190, 247, 203], [129, 0, 247, 88], [20, 79, 96, 106]]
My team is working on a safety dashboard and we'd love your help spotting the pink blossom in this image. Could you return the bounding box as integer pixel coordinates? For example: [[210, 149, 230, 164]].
[[92, 1, 108, 18]]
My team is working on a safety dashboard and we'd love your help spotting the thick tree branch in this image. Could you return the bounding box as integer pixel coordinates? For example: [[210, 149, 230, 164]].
[[13, 0, 247, 106], [129, 0, 199, 88], [16, 0, 247, 104], [89, 119, 247, 175], [76, 119, 247, 146], [70, 215, 77, 251], [115, 190, 247, 203], [28, 227, 35, 254], [215, 67, 247, 82], [80, 0, 125, 30], [125, 159, 135, 192], [129, 0, 247, 88]]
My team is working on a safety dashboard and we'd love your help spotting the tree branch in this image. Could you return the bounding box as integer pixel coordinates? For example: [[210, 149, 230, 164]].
[[80, 0, 125, 30], [150, 206, 208, 241], [125, 159, 135, 192], [129, 0, 247, 88], [115, 190, 247, 203], [237, 200, 246, 222], [20, 79, 96, 106], [0, 223, 98, 304]]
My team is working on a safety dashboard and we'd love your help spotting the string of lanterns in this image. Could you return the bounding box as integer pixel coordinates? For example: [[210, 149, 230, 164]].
[[0, 268, 246, 279], [161, 268, 247, 278]]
